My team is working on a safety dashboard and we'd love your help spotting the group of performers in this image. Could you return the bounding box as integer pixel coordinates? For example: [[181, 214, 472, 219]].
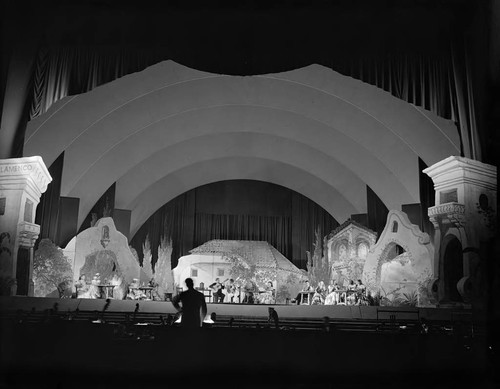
[[75, 272, 368, 306], [293, 279, 369, 306], [74, 273, 160, 301], [208, 278, 275, 305]]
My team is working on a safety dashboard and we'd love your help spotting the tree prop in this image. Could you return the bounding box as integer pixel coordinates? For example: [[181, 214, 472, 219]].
[[33, 239, 73, 297]]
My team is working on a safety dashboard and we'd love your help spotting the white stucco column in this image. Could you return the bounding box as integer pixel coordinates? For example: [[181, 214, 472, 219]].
[[0, 156, 52, 295], [424, 156, 496, 303]]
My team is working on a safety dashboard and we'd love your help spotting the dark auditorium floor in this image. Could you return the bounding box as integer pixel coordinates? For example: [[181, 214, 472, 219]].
[[0, 317, 497, 389]]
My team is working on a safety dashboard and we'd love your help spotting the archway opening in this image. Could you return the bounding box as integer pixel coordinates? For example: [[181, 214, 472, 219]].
[[385, 244, 406, 261], [442, 237, 463, 302], [130, 179, 339, 270]]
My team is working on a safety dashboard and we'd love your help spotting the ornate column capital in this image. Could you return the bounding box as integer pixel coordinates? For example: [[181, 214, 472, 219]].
[[428, 202, 465, 229], [17, 221, 40, 248]]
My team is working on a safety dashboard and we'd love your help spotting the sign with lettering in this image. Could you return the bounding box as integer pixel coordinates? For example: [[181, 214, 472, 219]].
[[0, 164, 34, 174]]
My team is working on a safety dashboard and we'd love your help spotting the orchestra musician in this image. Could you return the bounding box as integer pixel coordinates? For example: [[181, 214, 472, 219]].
[[209, 278, 226, 303]]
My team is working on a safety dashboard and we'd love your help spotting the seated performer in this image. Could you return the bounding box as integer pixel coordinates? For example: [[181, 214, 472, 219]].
[[224, 279, 237, 303], [260, 281, 276, 304], [355, 279, 367, 305], [324, 282, 340, 305], [87, 274, 102, 299], [346, 280, 357, 305], [312, 281, 327, 305], [148, 277, 162, 301], [242, 280, 257, 304], [127, 278, 146, 300], [109, 274, 126, 300], [75, 274, 90, 298], [292, 280, 314, 305], [209, 278, 225, 303]]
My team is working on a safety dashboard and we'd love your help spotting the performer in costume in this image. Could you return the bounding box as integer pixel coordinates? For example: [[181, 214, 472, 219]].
[[224, 279, 237, 303], [127, 278, 146, 300], [109, 274, 126, 300], [292, 280, 314, 305], [325, 282, 341, 305], [209, 278, 225, 303], [75, 274, 90, 298], [260, 281, 275, 304], [242, 280, 257, 304], [346, 280, 357, 305], [355, 279, 367, 305], [312, 281, 327, 304], [148, 277, 162, 301], [324, 283, 335, 305], [88, 273, 102, 299]]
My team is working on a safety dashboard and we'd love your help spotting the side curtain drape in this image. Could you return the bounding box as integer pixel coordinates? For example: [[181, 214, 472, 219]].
[[419, 157, 436, 243], [34, 151, 64, 249], [367, 185, 389, 241], [26, 44, 482, 160], [78, 183, 116, 233]]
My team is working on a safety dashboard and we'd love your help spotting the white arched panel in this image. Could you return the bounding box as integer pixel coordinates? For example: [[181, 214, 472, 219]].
[[128, 157, 356, 237], [69, 106, 417, 225]]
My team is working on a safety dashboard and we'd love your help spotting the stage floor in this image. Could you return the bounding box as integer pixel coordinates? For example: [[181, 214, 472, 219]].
[[0, 296, 473, 322]]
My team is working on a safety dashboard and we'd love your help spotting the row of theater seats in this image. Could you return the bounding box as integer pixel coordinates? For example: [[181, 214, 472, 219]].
[[0, 304, 483, 336]]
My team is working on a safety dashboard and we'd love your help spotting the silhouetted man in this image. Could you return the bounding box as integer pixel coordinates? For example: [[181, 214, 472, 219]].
[[172, 278, 208, 328]]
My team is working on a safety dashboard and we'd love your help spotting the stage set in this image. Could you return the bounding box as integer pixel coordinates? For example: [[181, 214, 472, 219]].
[[0, 62, 497, 326], [1, 2, 499, 387], [0, 155, 496, 325]]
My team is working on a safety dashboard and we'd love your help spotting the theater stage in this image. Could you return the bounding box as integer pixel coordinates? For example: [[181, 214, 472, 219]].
[[0, 296, 472, 323]]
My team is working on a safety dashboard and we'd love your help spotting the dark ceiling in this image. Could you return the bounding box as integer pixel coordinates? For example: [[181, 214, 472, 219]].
[[2, 0, 480, 75]]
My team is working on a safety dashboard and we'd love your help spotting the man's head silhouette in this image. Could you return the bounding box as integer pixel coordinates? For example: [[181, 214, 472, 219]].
[[185, 278, 194, 289]]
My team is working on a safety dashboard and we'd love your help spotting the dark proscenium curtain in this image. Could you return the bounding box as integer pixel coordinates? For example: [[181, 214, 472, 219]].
[[367, 185, 389, 242], [78, 183, 116, 233], [419, 157, 436, 243], [129, 180, 338, 270], [194, 213, 291, 257], [130, 191, 196, 268], [34, 151, 64, 249]]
